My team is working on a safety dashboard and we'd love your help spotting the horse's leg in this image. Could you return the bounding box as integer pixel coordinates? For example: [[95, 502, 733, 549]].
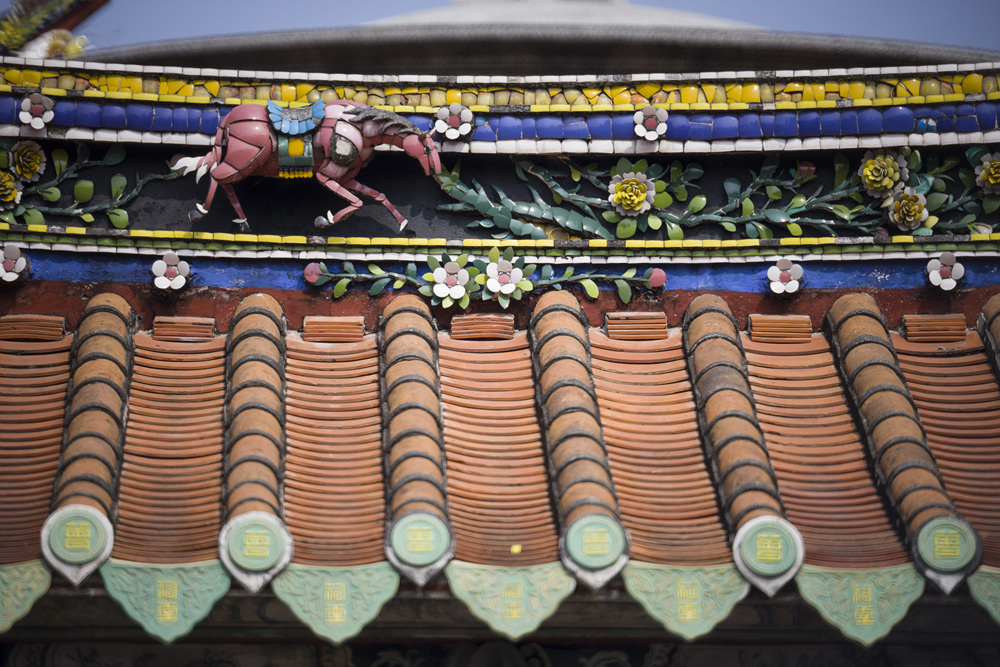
[[314, 173, 364, 226], [220, 183, 249, 231], [188, 176, 218, 222], [340, 178, 408, 230]]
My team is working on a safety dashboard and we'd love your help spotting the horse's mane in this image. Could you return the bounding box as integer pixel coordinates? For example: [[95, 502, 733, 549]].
[[344, 105, 422, 137]]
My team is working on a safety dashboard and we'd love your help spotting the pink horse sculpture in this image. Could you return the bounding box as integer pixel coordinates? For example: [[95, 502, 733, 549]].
[[172, 100, 441, 232]]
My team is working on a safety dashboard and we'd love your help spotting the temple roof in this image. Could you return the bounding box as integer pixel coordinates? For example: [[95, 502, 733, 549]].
[[3, 290, 1000, 644]]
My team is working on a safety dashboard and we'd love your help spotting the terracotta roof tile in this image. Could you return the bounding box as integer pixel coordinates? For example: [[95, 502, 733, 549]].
[[301, 315, 366, 342], [283, 334, 385, 566], [743, 333, 908, 569], [604, 311, 669, 341], [592, 330, 731, 566], [683, 295, 803, 595], [440, 333, 559, 566], [828, 294, 981, 591], [450, 313, 516, 340], [530, 292, 628, 588], [748, 314, 812, 344], [380, 296, 453, 584], [893, 325, 1000, 570], [902, 314, 967, 343], [0, 314, 66, 341], [51, 294, 136, 520], [112, 334, 226, 564], [0, 334, 72, 564], [151, 316, 216, 342], [224, 295, 286, 521]]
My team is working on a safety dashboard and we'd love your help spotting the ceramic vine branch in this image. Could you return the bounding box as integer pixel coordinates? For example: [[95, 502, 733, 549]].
[[437, 147, 999, 241], [0, 140, 179, 228], [303, 248, 667, 309]]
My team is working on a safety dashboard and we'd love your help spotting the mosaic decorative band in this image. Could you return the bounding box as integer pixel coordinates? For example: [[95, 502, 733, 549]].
[[2, 58, 999, 151]]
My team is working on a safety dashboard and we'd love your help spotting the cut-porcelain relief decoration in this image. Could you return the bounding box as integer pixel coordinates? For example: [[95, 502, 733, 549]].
[[172, 102, 441, 232], [151, 252, 191, 291], [633, 106, 669, 141], [18, 93, 54, 130], [0, 243, 28, 284], [767, 258, 803, 294], [926, 252, 964, 291], [434, 103, 475, 141]]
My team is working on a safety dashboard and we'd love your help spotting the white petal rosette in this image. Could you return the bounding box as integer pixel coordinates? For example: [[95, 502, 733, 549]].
[[633, 106, 669, 141], [926, 252, 964, 292], [432, 261, 470, 300], [19, 93, 54, 130], [486, 259, 523, 295], [434, 103, 475, 141], [152, 251, 191, 291], [767, 258, 803, 294], [0, 243, 27, 283]]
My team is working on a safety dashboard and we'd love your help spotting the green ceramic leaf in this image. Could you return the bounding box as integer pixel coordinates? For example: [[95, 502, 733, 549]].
[[721, 221, 737, 232], [22, 208, 43, 225], [966, 146, 987, 167], [343, 261, 356, 274], [52, 149, 68, 177], [723, 178, 741, 203], [787, 222, 803, 236], [107, 209, 128, 229], [488, 246, 500, 263], [541, 265, 553, 280], [653, 192, 673, 208], [741, 198, 754, 216], [615, 280, 632, 305], [665, 220, 683, 240], [579, 279, 599, 299], [766, 185, 782, 200], [110, 174, 127, 199], [39, 187, 61, 202], [73, 180, 93, 203], [926, 192, 948, 212], [789, 194, 807, 209], [615, 157, 632, 176], [833, 153, 849, 187], [654, 179, 666, 192], [76, 144, 90, 163], [633, 159, 648, 173], [671, 185, 688, 201], [623, 268, 637, 278], [759, 154, 780, 178], [497, 293, 510, 309], [683, 163, 703, 180], [0, 211, 13, 224], [616, 218, 637, 239], [670, 160, 683, 181], [417, 285, 434, 297], [907, 149, 921, 171], [763, 209, 790, 223], [831, 204, 852, 220], [602, 210, 622, 224], [959, 168, 976, 189], [103, 144, 126, 166], [647, 214, 662, 230], [982, 195, 1000, 215], [688, 195, 706, 213], [932, 177, 946, 192], [80, 213, 94, 223], [368, 264, 386, 275]]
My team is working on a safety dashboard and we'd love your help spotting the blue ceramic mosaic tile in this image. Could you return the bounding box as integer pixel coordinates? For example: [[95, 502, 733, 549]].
[[739, 113, 761, 138], [976, 103, 997, 130], [586, 115, 612, 140], [150, 107, 173, 131], [711, 115, 738, 140], [610, 114, 633, 139], [820, 111, 841, 136], [100, 104, 126, 129], [664, 114, 688, 140], [882, 107, 914, 133], [857, 109, 882, 134], [774, 111, 797, 137], [0, 97, 15, 124], [497, 115, 521, 140], [74, 101, 101, 128], [536, 115, 562, 139], [125, 104, 154, 131], [564, 117, 589, 139], [798, 111, 820, 136]]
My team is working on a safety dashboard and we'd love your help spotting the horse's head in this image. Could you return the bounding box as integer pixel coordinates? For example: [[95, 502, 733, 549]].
[[403, 132, 441, 176]]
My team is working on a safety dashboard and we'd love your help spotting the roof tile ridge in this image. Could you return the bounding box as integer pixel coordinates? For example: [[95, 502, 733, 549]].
[[42, 293, 138, 586], [219, 293, 292, 593], [683, 294, 802, 597], [530, 291, 628, 590], [828, 292, 982, 593], [380, 295, 454, 586]]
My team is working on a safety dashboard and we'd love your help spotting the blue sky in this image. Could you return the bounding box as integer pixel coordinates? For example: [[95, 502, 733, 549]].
[[4, 0, 999, 54]]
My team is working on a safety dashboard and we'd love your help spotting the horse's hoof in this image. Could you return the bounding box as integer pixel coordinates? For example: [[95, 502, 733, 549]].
[[399, 219, 408, 231], [196, 203, 208, 215], [314, 216, 330, 228], [233, 218, 249, 233], [187, 210, 203, 222]]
